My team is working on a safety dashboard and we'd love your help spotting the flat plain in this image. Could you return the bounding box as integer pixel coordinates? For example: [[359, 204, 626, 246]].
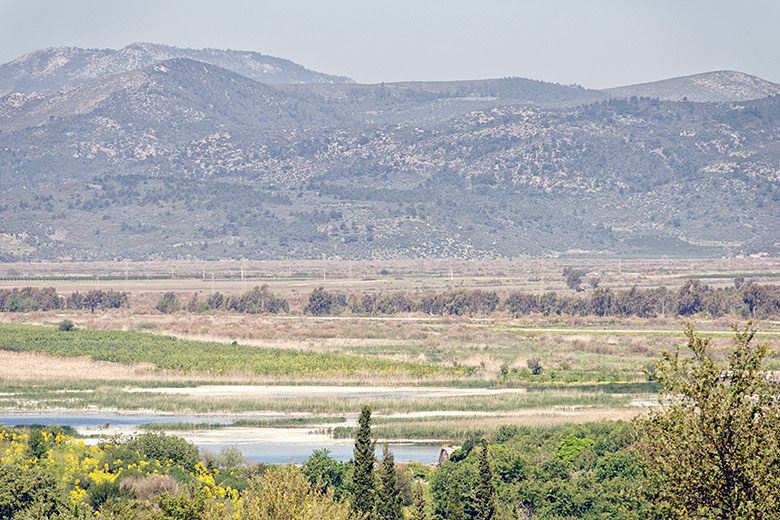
[[0, 257, 778, 443]]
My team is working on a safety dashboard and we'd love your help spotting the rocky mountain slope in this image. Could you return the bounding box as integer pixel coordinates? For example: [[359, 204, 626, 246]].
[[603, 70, 780, 102], [1, 47, 778, 261], [0, 42, 352, 96]]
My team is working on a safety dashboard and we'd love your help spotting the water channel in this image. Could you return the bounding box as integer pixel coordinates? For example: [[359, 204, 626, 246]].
[[0, 413, 443, 464]]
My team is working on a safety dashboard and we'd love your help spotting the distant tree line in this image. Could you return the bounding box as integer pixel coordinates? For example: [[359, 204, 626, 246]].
[[0, 288, 127, 313], [305, 278, 779, 319], [157, 285, 289, 315], [3, 279, 778, 319]]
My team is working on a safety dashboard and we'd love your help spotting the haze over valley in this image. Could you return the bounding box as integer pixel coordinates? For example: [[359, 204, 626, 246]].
[[2, 2, 780, 517]]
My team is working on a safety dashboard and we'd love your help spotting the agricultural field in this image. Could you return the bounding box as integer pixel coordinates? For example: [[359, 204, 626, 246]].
[[0, 258, 778, 448], [1, 257, 779, 309]]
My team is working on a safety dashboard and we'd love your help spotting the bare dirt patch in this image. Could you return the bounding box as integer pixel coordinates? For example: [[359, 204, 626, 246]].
[[0, 350, 159, 381]]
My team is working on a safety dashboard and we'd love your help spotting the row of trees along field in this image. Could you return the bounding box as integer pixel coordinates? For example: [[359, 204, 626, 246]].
[[157, 285, 289, 314], [2, 278, 779, 318], [0, 287, 127, 313], [189, 279, 779, 317], [0, 326, 777, 518]]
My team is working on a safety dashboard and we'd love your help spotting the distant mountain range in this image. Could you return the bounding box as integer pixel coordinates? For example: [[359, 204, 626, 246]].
[[0, 42, 352, 96], [1, 44, 778, 261], [603, 70, 780, 102]]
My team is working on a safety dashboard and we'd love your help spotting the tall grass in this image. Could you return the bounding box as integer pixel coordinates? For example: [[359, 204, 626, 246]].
[[0, 385, 633, 415], [0, 323, 470, 379]]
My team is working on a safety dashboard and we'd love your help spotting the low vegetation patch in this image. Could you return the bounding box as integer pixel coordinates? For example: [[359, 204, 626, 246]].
[[0, 324, 472, 379]]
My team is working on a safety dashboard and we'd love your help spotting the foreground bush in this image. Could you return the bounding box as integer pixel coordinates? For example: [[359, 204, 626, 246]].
[[637, 324, 780, 518], [126, 432, 200, 472], [239, 466, 354, 520]]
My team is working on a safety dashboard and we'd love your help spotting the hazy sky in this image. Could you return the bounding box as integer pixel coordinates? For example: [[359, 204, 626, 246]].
[[1, 0, 778, 88]]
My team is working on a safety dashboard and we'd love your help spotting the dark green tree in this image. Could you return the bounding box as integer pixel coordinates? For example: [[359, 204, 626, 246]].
[[445, 483, 464, 520], [526, 357, 543, 375], [352, 405, 376, 518], [83, 289, 103, 313], [474, 439, 495, 520], [304, 287, 334, 316], [156, 292, 180, 314], [0, 461, 66, 519], [410, 482, 428, 520], [57, 319, 75, 331], [676, 279, 709, 316], [126, 432, 200, 472], [376, 444, 403, 520], [563, 268, 586, 291], [302, 448, 350, 500], [742, 284, 769, 317], [25, 428, 48, 461]]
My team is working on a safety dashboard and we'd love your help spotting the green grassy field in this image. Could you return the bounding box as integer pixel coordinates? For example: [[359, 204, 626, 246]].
[[0, 323, 470, 379]]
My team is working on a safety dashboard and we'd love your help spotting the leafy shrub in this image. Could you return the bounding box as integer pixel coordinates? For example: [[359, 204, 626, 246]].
[[0, 461, 66, 519], [157, 490, 207, 520], [240, 466, 353, 520], [25, 428, 48, 461], [555, 434, 595, 463], [126, 433, 200, 471], [156, 292, 180, 314], [301, 449, 350, 500], [58, 319, 75, 331], [201, 445, 247, 470], [88, 480, 122, 509]]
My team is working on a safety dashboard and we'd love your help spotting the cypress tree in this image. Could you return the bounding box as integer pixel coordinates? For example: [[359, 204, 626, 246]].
[[474, 439, 496, 520], [445, 483, 464, 520], [410, 482, 428, 520], [376, 444, 403, 520], [352, 405, 376, 518]]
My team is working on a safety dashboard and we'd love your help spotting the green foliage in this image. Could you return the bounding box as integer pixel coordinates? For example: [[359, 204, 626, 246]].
[[352, 405, 376, 518], [302, 449, 351, 500], [636, 323, 780, 519], [418, 290, 500, 316], [201, 445, 247, 470], [239, 466, 353, 520], [555, 434, 595, 463], [445, 483, 464, 520], [126, 432, 200, 472], [206, 285, 289, 314], [409, 483, 428, 520], [58, 319, 75, 331], [489, 444, 526, 484], [156, 490, 206, 520], [156, 292, 181, 314], [504, 280, 779, 319], [594, 450, 644, 482], [0, 287, 63, 312], [0, 418, 655, 520], [376, 445, 402, 520], [0, 324, 466, 378], [88, 480, 122, 510], [526, 358, 543, 375], [474, 439, 496, 520], [0, 461, 66, 520], [563, 268, 586, 291], [432, 421, 647, 519], [69, 289, 127, 313], [4, 280, 776, 319], [25, 428, 48, 461], [304, 287, 339, 316]]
